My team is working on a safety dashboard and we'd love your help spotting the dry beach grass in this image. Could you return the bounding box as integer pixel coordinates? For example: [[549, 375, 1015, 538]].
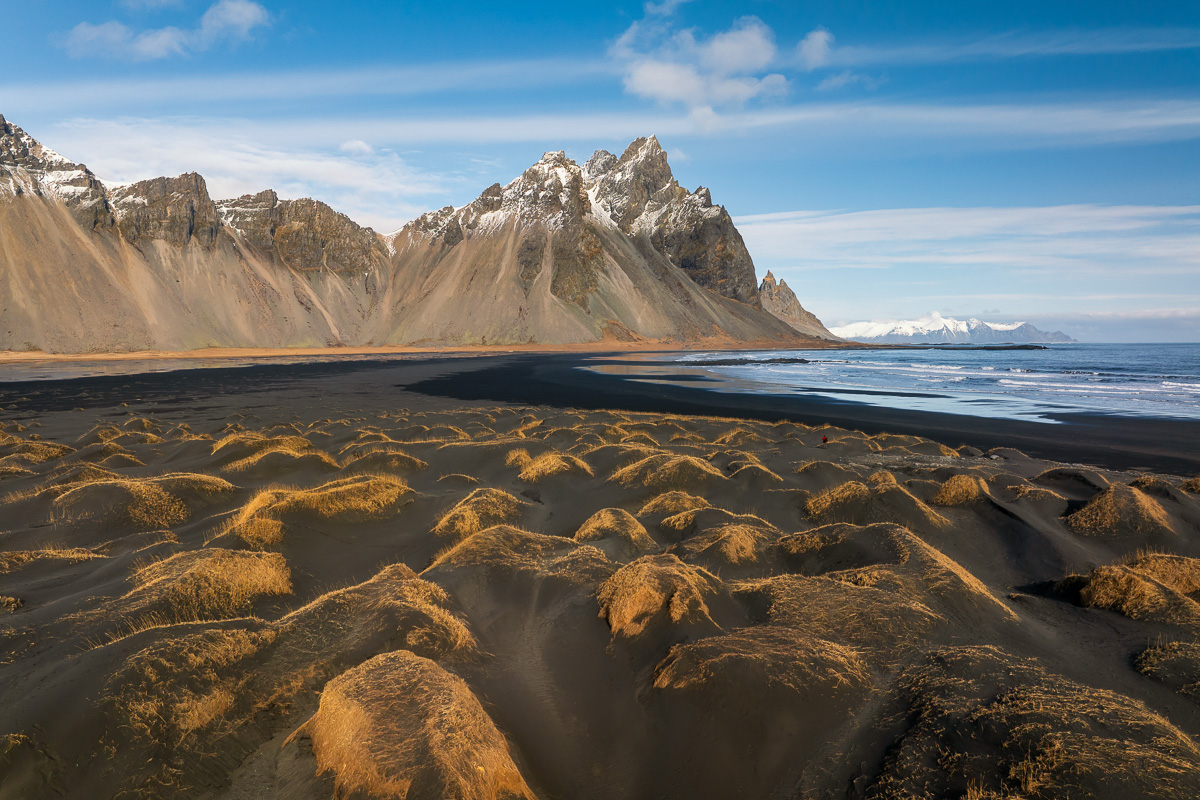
[[2, 400, 1200, 799]]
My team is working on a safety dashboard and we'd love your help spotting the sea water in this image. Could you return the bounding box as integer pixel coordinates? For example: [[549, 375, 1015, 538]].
[[651, 343, 1200, 423]]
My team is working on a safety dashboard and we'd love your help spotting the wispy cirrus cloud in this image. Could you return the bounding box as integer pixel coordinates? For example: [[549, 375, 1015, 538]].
[[60, 0, 269, 61], [735, 204, 1200, 330], [795, 27, 1200, 71]]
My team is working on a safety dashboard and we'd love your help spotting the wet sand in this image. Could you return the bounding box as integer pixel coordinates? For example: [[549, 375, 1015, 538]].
[[2, 352, 1200, 799]]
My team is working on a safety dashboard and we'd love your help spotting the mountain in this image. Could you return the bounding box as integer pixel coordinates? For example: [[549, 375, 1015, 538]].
[[0, 117, 822, 353], [830, 313, 1076, 344], [758, 270, 837, 340]]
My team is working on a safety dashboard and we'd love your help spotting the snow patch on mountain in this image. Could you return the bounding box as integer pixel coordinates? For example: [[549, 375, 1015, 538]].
[[831, 312, 1075, 343]]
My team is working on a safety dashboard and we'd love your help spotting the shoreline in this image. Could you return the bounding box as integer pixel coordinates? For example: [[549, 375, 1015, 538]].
[[1, 352, 1196, 476]]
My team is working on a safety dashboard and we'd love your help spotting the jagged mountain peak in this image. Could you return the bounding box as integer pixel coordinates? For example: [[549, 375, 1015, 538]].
[[1, 114, 113, 230], [759, 270, 837, 340]]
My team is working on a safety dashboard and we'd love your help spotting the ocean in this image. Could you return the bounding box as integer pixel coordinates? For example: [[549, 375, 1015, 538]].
[[648, 343, 1200, 423]]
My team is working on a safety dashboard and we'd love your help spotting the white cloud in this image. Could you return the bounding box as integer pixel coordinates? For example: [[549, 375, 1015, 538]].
[[643, 0, 693, 17], [612, 15, 788, 111], [119, 0, 184, 8], [61, 0, 269, 61], [794, 27, 1200, 70], [735, 205, 1200, 327], [797, 28, 833, 70], [339, 139, 374, 156]]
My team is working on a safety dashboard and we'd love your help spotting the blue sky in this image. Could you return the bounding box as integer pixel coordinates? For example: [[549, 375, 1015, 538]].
[[2, 0, 1198, 341]]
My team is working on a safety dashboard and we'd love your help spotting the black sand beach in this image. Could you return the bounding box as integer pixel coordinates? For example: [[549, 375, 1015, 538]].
[[2, 352, 1197, 474]]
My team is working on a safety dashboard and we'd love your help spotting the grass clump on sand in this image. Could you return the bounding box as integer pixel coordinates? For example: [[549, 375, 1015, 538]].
[[108, 627, 276, 744], [806, 480, 951, 531], [1066, 484, 1177, 539], [597, 554, 727, 639], [51, 473, 236, 528], [862, 645, 1200, 800], [932, 474, 990, 507], [303, 650, 537, 800], [574, 508, 657, 561], [222, 475, 413, 548], [512, 450, 593, 483], [1182, 476, 1200, 494], [1062, 551, 1200, 630], [637, 491, 711, 519], [433, 489, 528, 541], [1136, 641, 1200, 699], [0, 545, 104, 573], [611, 454, 725, 492], [128, 548, 292, 624]]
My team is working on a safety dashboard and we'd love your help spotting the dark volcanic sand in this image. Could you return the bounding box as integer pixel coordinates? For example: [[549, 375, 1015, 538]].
[[2, 352, 1196, 474], [4, 351, 1200, 799]]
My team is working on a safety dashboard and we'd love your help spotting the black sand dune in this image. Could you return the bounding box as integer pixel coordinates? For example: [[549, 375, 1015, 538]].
[[2, 354, 1200, 799]]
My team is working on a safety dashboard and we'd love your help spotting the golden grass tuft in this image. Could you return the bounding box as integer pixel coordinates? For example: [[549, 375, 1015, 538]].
[[221, 475, 413, 548], [433, 489, 528, 541], [1136, 640, 1200, 699], [517, 451, 593, 482], [806, 480, 951, 530], [1065, 484, 1176, 539], [653, 627, 870, 697], [933, 474, 990, 506], [51, 473, 236, 528], [1068, 552, 1200, 630], [573, 508, 657, 560], [1182, 476, 1200, 494], [636, 491, 711, 518], [0, 545, 104, 573], [611, 454, 726, 492], [131, 549, 292, 623], [305, 650, 536, 800], [867, 645, 1200, 800], [597, 554, 725, 639], [675, 523, 770, 566]]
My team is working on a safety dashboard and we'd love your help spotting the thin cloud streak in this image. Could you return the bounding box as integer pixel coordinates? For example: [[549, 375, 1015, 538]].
[[47, 97, 1195, 148], [799, 27, 1200, 70], [0, 59, 617, 112]]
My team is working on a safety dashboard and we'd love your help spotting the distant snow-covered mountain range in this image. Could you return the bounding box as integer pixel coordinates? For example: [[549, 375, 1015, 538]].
[[830, 312, 1075, 344]]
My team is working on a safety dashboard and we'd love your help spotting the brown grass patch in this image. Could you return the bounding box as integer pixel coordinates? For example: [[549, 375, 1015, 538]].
[[806, 480, 951, 530], [1066, 484, 1176, 539], [1136, 640, 1200, 699], [1065, 552, 1200, 629], [0, 545, 104, 573], [611, 454, 726, 492], [863, 645, 1200, 799], [636, 491, 711, 518], [304, 650, 536, 800], [433, 489, 528, 541], [517, 451, 593, 482], [597, 554, 727, 639], [932, 474, 990, 506], [1182, 476, 1200, 494], [51, 473, 235, 528], [129, 549, 292, 623], [221, 475, 413, 548]]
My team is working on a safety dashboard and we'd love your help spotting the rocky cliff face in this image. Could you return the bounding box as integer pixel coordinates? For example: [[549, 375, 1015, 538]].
[[0, 116, 828, 353], [759, 271, 836, 339], [109, 173, 222, 247], [0, 114, 113, 231], [218, 191, 389, 274], [583, 136, 761, 307]]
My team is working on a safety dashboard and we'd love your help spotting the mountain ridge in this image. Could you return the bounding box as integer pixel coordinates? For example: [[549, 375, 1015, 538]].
[[0, 116, 829, 354], [831, 313, 1075, 344]]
